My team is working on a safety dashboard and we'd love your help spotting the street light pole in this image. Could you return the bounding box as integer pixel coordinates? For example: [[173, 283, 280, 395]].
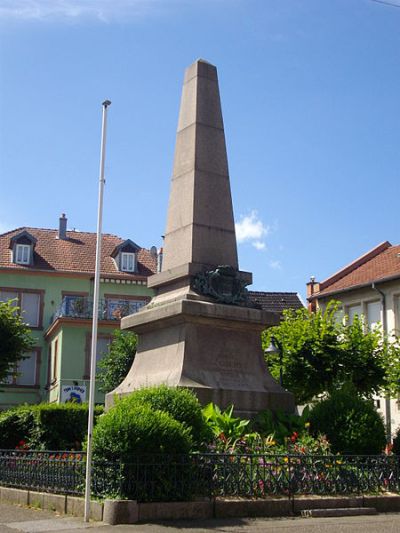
[[84, 100, 111, 523]]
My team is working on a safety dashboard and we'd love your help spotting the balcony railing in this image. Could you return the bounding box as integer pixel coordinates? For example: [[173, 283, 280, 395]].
[[52, 296, 146, 323]]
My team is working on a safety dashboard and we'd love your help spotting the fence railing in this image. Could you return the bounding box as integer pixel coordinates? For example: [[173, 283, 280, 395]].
[[0, 450, 85, 496], [1, 450, 399, 501], [52, 296, 146, 323]]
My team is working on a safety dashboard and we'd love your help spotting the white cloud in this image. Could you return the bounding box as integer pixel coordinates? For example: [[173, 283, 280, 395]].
[[235, 210, 269, 244], [269, 259, 282, 270], [252, 240, 266, 251], [0, 0, 164, 22]]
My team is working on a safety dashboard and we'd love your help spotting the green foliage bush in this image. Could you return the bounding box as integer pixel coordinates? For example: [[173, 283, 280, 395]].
[[202, 403, 249, 441], [309, 389, 386, 455], [98, 330, 137, 393], [0, 403, 103, 450], [253, 406, 311, 445], [123, 385, 210, 445], [91, 399, 194, 501], [0, 299, 34, 384], [0, 405, 36, 449], [92, 400, 193, 461]]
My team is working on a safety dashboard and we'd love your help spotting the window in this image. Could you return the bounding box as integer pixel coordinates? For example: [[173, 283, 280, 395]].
[[0, 289, 41, 328], [121, 252, 136, 272], [367, 301, 381, 330], [347, 304, 362, 324], [52, 339, 59, 382], [6, 350, 39, 386], [96, 337, 111, 368], [15, 244, 31, 265]]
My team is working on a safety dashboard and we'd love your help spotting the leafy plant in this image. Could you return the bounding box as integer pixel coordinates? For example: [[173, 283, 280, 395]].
[[0, 299, 34, 385], [263, 301, 388, 403], [97, 330, 137, 393], [309, 386, 386, 455], [202, 403, 250, 443], [253, 406, 311, 445]]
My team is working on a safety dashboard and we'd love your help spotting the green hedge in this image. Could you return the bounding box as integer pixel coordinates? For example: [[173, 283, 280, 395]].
[[91, 397, 194, 500], [92, 400, 192, 461], [0, 403, 103, 450], [309, 389, 386, 455], [122, 385, 211, 445]]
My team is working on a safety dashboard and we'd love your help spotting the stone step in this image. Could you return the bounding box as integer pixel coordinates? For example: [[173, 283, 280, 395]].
[[301, 507, 378, 518]]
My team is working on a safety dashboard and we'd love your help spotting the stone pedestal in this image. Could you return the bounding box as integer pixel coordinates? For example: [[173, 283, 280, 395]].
[[106, 295, 293, 415]]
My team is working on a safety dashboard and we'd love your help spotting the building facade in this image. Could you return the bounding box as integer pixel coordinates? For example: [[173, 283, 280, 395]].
[[307, 241, 400, 437], [0, 215, 156, 408]]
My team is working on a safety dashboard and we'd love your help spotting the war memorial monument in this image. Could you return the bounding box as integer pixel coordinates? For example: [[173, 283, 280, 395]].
[[106, 59, 294, 416]]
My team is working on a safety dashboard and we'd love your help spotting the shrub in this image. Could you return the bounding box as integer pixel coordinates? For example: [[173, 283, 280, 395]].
[[28, 403, 103, 450], [122, 385, 210, 445], [309, 389, 386, 455], [92, 400, 192, 461], [0, 405, 36, 449], [202, 403, 250, 440], [0, 403, 103, 450], [97, 330, 137, 393], [91, 400, 194, 500], [252, 406, 311, 444]]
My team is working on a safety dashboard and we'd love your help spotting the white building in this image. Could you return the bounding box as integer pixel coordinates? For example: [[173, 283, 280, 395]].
[[307, 241, 400, 439]]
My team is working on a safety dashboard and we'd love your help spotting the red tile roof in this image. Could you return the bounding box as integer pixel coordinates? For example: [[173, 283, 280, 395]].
[[314, 241, 400, 297], [0, 227, 157, 278]]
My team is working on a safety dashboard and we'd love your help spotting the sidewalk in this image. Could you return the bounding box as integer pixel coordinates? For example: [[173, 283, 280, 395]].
[[1, 502, 400, 533]]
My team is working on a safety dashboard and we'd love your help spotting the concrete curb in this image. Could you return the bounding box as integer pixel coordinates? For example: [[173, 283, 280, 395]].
[[1, 486, 400, 524], [0, 487, 103, 521]]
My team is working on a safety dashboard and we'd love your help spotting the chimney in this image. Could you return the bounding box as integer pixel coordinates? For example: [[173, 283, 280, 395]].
[[306, 276, 320, 312], [58, 213, 67, 240]]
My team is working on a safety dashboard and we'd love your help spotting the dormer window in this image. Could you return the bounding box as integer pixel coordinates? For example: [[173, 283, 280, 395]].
[[9, 230, 37, 267], [111, 239, 140, 274], [121, 252, 136, 272], [16, 244, 31, 265]]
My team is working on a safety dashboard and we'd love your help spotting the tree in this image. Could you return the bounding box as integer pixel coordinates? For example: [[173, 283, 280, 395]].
[[0, 299, 34, 384], [262, 301, 387, 404], [97, 330, 137, 393]]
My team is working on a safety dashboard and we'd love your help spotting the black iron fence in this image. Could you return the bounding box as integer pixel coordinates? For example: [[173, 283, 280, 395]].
[[0, 450, 85, 496], [1, 450, 399, 501]]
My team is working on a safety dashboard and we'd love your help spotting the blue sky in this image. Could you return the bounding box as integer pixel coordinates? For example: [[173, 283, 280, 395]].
[[1, 0, 399, 301]]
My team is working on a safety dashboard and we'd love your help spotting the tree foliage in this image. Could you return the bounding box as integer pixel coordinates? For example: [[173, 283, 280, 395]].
[[0, 299, 34, 384], [97, 330, 137, 393], [262, 301, 388, 404]]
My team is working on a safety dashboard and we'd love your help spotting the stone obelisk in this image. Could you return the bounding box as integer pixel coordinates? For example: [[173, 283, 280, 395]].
[[106, 59, 294, 416]]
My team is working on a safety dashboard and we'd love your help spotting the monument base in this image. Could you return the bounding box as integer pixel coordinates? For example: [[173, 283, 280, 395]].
[[105, 298, 295, 416]]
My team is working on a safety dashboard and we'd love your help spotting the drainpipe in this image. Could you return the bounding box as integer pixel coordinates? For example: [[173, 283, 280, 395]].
[[372, 282, 391, 442]]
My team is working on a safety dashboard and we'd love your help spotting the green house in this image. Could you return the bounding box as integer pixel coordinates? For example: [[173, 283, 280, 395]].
[[0, 214, 157, 408]]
